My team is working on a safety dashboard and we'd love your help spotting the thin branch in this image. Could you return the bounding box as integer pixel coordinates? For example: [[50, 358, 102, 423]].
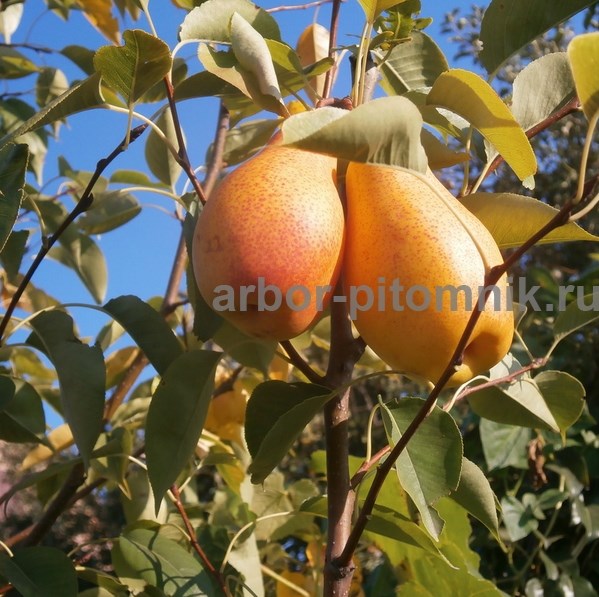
[[280, 340, 325, 384], [0, 42, 54, 53], [203, 102, 230, 197], [0, 124, 148, 344], [336, 183, 588, 569], [103, 351, 149, 422], [467, 97, 581, 193], [163, 77, 208, 205], [321, 0, 343, 100], [170, 484, 229, 595], [267, 0, 339, 13]]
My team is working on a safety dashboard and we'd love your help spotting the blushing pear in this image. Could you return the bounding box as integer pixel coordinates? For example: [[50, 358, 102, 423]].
[[193, 138, 344, 340], [344, 162, 514, 387]]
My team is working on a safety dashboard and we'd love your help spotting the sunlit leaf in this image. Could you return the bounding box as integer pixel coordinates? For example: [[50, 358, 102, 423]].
[[282, 95, 427, 171], [357, 0, 408, 22], [0, 3, 23, 44], [94, 29, 172, 105], [501, 495, 539, 541], [0, 143, 27, 252], [27, 311, 105, 469], [511, 53, 575, 131], [376, 31, 448, 95], [534, 371, 585, 435], [0, 46, 40, 79], [77, 190, 141, 234], [421, 129, 468, 169], [479, 0, 597, 76], [103, 295, 183, 376], [296, 23, 329, 101], [179, 0, 280, 43], [77, 0, 120, 44], [246, 381, 332, 484], [380, 398, 463, 540], [146, 350, 221, 508], [567, 32, 599, 121], [36, 67, 69, 109], [0, 547, 78, 597], [427, 69, 536, 180], [460, 192, 599, 249], [21, 423, 75, 470], [61, 45, 96, 75], [112, 523, 214, 594]]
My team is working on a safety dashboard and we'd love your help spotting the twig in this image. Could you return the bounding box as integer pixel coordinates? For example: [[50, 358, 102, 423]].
[[203, 102, 230, 198], [19, 463, 85, 547], [103, 351, 149, 422], [467, 96, 581, 193], [335, 182, 589, 569], [163, 77, 207, 205], [321, 0, 343, 100], [280, 340, 325, 384], [0, 42, 54, 54], [444, 357, 548, 410], [267, 0, 340, 13], [0, 124, 148, 344], [170, 484, 229, 595]]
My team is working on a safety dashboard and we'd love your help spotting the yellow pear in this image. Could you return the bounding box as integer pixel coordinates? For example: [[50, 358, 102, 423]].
[[344, 162, 514, 387], [193, 138, 344, 340]]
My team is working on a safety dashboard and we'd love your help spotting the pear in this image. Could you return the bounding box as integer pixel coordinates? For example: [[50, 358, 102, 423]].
[[193, 140, 344, 340], [344, 162, 514, 387]]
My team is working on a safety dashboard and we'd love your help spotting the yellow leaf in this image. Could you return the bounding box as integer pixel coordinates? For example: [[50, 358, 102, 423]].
[[427, 69, 537, 181], [21, 423, 74, 470], [269, 354, 290, 380], [276, 570, 315, 597], [296, 23, 330, 101], [567, 32, 599, 121], [76, 0, 120, 45]]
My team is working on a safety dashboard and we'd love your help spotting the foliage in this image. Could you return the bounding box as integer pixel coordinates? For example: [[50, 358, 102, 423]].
[[0, 1, 598, 596]]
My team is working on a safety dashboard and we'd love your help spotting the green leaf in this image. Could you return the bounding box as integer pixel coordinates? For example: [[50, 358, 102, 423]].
[[145, 350, 221, 508], [36, 67, 69, 109], [501, 495, 539, 541], [459, 192, 599, 249], [0, 547, 77, 597], [61, 45, 96, 75], [553, 293, 599, 344], [27, 311, 105, 469], [376, 31, 448, 95], [468, 355, 569, 433], [511, 53, 576, 131], [93, 29, 172, 105], [450, 457, 501, 544], [535, 371, 585, 434], [479, 419, 531, 470], [179, 0, 280, 43], [0, 46, 40, 79], [230, 12, 285, 115], [380, 398, 463, 540], [567, 32, 599, 121], [47, 233, 108, 304], [212, 321, 276, 375], [212, 118, 280, 167], [198, 45, 285, 117], [103, 295, 183, 376], [479, 0, 597, 76], [0, 376, 46, 443], [246, 381, 332, 484], [112, 523, 214, 595], [427, 69, 536, 181], [282, 95, 428, 171], [0, 229, 28, 282], [0, 143, 28, 252], [144, 107, 182, 187], [77, 190, 141, 234], [357, 0, 408, 22], [109, 169, 169, 189], [0, 74, 107, 150]]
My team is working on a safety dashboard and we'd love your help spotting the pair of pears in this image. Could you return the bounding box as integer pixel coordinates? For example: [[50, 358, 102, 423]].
[[192, 137, 514, 387]]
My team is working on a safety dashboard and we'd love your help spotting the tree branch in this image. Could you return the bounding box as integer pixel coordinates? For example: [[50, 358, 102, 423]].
[[0, 124, 148, 344], [267, 0, 342, 13], [321, 0, 343, 100]]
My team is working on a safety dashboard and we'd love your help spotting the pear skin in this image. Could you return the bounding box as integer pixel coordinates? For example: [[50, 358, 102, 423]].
[[344, 162, 514, 387], [193, 142, 344, 340]]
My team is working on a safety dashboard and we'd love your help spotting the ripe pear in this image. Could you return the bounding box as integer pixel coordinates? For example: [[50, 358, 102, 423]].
[[193, 139, 344, 340], [344, 162, 513, 387]]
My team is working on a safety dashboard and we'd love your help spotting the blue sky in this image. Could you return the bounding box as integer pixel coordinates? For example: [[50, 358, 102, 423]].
[[6, 0, 474, 342]]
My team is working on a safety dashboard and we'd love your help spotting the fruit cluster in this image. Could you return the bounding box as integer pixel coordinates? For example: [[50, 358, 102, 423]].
[[192, 136, 514, 387]]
